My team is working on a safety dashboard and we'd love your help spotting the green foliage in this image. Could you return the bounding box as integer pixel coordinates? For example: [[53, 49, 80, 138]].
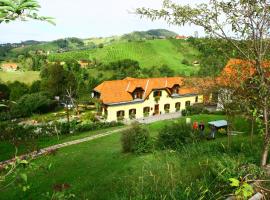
[[121, 29, 177, 41], [10, 92, 57, 118], [8, 81, 29, 101], [157, 122, 195, 150], [181, 58, 190, 65], [40, 63, 77, 97], [182, 104, 206, 116], [75, 121, 123, 133], [0, 0, 54, 24], [0, 83, 10, 100], [29, 80, 41, 93], [121, 123, 153, 154], [48, 39, 200, 75]]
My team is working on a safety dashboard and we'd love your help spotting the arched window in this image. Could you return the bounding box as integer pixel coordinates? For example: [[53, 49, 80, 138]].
[[129, 109, 136, 119], [175, 102, 181, 111], [164, 104, 170, 113], [143, 107, 150, 117]]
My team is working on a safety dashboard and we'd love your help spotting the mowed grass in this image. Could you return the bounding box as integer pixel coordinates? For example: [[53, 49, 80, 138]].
[[0, 71, 40, 84], [1, 114, 259, 200], [49, 39, 200, 75]]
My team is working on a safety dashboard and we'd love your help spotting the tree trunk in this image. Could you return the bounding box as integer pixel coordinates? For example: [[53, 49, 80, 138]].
[[261, 103, 269, 167]]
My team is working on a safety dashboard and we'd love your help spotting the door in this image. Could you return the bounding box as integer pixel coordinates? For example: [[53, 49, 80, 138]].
[[154, 104, 159, 115]]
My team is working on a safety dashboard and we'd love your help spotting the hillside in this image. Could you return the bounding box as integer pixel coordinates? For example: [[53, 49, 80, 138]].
[[49, 39, 200, 75], [121, 29, 178, 41]]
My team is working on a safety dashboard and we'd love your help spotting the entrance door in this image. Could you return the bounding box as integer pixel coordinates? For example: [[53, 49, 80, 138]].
[[154, 104, 159, 115]]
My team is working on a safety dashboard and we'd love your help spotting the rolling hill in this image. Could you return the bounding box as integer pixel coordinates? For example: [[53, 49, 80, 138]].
[[48, 39, 200, 75]]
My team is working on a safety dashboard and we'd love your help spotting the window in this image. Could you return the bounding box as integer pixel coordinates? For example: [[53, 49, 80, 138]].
[[129, 109, 136, 119], [172, 85, 180, 94], [185, 101, 191, 107], [143, 107, 150, 113], [133, 88, 144, 99], [175, 102, 181, 111], [153, 90, 162, 97], [117, 110, 125, 120], [133, 91, 143, 99], [195, 96, 199, 103], [164, 104, 170, 113]]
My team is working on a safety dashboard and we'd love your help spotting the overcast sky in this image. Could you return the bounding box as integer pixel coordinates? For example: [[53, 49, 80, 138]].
[[0, 0, 206, 43]]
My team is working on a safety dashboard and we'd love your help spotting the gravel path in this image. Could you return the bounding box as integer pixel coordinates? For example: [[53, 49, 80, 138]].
[[0, 126, 130, 168]]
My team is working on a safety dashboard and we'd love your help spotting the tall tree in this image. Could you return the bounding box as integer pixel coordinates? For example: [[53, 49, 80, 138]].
[[137, 0, 270, 166]]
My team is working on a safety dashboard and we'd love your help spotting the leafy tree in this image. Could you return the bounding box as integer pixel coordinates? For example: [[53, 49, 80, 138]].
[[0, 0, 54, 24], [137, 0, 270, 166], [11, 92, 57, 117], [8, 81, 29, 101], [0, 83, 10, 100], [29, 80, 41, 93], [159, 64, 175, 77], [41, 63, 77, 97]]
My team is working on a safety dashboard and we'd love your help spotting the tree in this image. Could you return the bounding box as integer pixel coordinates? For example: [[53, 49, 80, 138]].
[[41, 63, 77, 97], [0, 83, 10, 100], [137, 0, 270, 166], [8, 81, 29, 101], [0, 0, 54, 24]]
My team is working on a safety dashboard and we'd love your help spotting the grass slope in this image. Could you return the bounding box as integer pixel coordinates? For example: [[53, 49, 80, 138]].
[[49, 39, 200, 75], [0, 71, 40, 84], [1, 114, 258, 200]]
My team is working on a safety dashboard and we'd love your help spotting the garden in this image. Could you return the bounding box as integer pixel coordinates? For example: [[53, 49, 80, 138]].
[[1, 114, 268, 200]]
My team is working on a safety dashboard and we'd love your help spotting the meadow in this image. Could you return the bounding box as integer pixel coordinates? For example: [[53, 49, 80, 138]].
[[0, 71, 40, 84], [1, 114, 262, 200]]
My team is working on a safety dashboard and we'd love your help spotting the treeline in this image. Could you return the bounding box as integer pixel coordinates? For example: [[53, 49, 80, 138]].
[[186, 37, 267, 76], [0, 60, 99, 120]]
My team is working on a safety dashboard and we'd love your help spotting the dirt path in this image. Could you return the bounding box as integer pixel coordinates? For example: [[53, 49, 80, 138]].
[[0, 126, 129, 167]]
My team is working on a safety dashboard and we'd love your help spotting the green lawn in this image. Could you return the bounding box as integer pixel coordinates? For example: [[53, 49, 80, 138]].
[[0, 71, 40, 84], [1, 114, 263, 200], [0, 126, 124, 162]]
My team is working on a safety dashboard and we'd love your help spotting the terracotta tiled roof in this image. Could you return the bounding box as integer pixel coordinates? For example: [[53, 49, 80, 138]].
[[94, 77, 199, 104], [1, 63, 18, 69], [217, 58, 270, 86]]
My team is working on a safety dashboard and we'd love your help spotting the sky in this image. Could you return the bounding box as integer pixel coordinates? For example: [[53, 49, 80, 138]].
[[0, 0, 206, 43]]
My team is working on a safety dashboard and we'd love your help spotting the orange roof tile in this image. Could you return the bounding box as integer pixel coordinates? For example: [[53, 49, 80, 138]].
[[217, 58, 270, 87], [1, 63, 18, 69], [94, 77, 199, 104]]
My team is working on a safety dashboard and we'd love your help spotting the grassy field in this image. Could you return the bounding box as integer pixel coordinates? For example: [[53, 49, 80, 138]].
[[1, 114, 263, 200], [0, 71, 40, 84], [49, 39, 201, 75]]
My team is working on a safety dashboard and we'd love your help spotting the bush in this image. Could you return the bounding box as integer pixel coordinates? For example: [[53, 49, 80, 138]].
[[181, 59, 190, 65], [157, 122, 195, 150], [10, 92, 57, 118], [182, 104, 206, 116], [75, 121, 123, 132], [121, 123, 152, 154]]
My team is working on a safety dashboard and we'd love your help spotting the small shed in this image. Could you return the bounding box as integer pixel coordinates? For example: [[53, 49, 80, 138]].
[[208, 120, 228, 129]]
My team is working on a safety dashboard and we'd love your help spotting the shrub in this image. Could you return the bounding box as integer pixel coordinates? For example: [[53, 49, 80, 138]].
[[181, 59, 190, 65], [75, 121, 123, 132], [10, 92, 57, 118], [121, 123, 152, 154], [157, 122, 195, 150], [182, 104, 206, 116]]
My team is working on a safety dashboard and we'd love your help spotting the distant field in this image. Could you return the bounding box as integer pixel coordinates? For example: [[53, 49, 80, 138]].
[[0, 71, 40, 84], [49, 39, 201, 76]]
